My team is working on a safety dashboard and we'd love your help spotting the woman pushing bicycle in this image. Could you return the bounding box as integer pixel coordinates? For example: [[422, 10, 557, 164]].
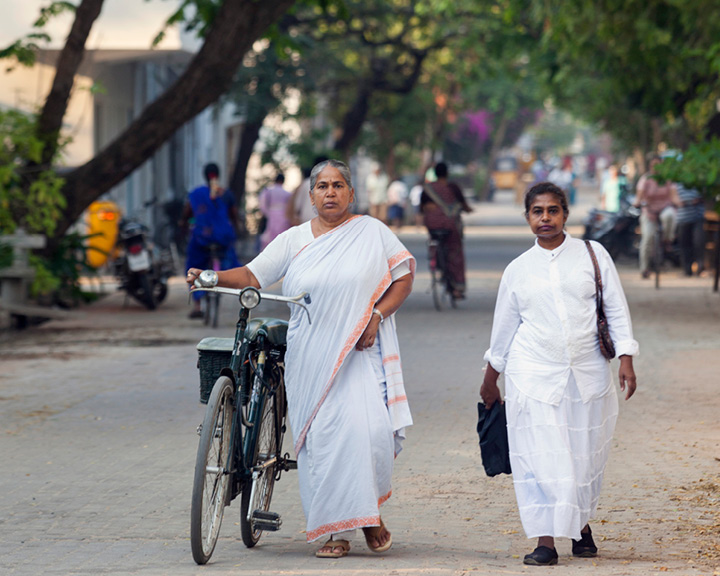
[[186, 159, 415, 558]]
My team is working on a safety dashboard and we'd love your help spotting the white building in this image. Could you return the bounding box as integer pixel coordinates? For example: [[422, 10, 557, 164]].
[[1, 47, 241, 238]]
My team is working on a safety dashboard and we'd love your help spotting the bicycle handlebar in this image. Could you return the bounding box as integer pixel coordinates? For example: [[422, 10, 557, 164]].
[[193, 277, 312, 323]]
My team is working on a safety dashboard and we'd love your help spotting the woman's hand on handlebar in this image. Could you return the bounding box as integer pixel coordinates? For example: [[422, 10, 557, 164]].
[[186, 268, 202, 288], [186, 266, 261, 290]]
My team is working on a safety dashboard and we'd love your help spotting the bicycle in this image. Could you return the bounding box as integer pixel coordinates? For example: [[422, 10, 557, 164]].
[[202, 244, 226, 328], [427, 229, 457, 310], [190, 270, 311, 564]]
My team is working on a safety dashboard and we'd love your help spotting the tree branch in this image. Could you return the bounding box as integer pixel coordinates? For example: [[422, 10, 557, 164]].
[[36, 0, 104, 166], [56, 0, 296, 239]]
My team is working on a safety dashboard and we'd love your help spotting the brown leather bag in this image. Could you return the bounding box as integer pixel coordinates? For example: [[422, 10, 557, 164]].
[[584, 240, 616, 360]]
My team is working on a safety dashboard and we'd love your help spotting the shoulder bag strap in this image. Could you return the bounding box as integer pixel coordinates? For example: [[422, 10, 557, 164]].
[[584, 240, 605, 315], [422, 183, 457, 219]]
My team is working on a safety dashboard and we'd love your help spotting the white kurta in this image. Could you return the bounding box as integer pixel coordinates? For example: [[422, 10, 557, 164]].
[[484, 233, 638, 539], [247, 215, 414, 542]]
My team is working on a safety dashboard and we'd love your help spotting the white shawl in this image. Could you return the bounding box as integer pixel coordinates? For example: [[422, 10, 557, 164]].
[[281, 215, 415, 454]]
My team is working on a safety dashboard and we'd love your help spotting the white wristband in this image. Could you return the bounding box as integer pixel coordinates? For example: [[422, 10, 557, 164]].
[[372, 308, 384, 323]]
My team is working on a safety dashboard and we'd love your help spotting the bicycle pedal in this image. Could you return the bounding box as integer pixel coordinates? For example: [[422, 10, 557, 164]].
[[282, 459, 297, 470], [252, 510, 282, 531]]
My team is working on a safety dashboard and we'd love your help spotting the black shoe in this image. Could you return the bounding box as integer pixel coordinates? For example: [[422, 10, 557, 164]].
[[523, 546, 558, 566], [572, 526, 598, 557]]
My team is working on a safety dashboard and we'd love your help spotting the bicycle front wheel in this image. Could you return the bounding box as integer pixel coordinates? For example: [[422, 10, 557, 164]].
[[240, 374, 283, 547], [191, 376, 235, 565]]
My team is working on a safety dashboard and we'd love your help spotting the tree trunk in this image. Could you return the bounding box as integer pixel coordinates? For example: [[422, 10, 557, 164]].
[[483, 111, 509, 201], [228, 117, 264, 237], [333, 82, 371, 158], [36, 0, 105, 167], [52, 0, 296, 241]]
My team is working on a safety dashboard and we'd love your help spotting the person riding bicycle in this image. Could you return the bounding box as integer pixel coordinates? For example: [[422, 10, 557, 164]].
[[421, 162, 472, 299], [633, 155, 681, 279], [181, 162, 241, 318]]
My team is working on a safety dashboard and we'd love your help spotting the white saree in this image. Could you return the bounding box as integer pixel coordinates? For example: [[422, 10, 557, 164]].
[[277, 215, 414, 542]]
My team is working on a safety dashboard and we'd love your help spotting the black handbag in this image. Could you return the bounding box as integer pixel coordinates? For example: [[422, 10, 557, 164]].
[[584, 240, 616, 360], [476, 401, 512, 477]]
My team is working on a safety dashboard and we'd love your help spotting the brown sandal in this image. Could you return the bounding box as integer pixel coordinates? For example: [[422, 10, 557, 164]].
[[315, 538, 350, 558], [363, 521, 393, 553]]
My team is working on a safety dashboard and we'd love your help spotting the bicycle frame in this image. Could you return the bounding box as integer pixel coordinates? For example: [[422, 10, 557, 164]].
[[196, 283, 309, 476]]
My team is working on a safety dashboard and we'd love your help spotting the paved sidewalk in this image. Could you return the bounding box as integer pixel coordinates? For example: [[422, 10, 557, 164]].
[[1, 186, 719, 575]]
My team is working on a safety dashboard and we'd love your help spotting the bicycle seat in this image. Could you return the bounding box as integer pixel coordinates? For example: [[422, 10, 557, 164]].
[[245, 318, 288, 346], [429, 229, 452, 241]]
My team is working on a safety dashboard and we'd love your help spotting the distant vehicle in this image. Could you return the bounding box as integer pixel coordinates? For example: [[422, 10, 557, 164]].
[[492, 156, 519, 190]]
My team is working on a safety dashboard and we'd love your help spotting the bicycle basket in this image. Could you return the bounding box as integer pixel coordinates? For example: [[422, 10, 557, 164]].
[[196, 337, 234, 403]]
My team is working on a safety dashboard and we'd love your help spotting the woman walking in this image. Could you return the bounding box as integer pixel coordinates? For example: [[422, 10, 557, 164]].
[[187, 160, 414, 558], [480, 182, 638, 566]]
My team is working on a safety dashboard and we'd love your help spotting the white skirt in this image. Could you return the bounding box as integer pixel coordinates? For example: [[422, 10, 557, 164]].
[[506, 373, 618, 540], [296, 345, 394, 542]]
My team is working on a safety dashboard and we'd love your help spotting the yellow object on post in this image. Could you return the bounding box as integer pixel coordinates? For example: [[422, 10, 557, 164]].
[[85, 200, 121, 269]]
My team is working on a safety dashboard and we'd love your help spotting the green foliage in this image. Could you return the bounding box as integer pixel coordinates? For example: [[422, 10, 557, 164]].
[[0, 1, 74, 70], [0, 241, 12, 268], [27, 253, 60, 298], [653, 138, 720, 211], [31, 232, 99, 306], [0, 109, 68, 235], [508, 0, 720, 148]]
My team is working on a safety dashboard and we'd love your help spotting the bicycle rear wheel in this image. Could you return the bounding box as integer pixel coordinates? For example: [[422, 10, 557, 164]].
[[437, 244, 455, 310], [430, 265, 444, 311], [240, 369, 284, 547], [191, 376, 235, 564]]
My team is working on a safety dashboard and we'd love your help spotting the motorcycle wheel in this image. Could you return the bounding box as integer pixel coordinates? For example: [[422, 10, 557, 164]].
[[154, 279, 168, 304], [136, 272, 157, 310]]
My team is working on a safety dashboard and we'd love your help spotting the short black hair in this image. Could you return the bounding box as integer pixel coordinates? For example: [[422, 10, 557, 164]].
[[275, 173, 285, 184], [204, 162, 220, 183], [435, 162, 448, 178], [524, 182, 569, 216]]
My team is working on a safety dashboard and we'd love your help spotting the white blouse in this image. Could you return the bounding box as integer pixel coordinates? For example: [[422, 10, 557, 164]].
[[484, 233, 639, 405], [247, 220, 411, 288]]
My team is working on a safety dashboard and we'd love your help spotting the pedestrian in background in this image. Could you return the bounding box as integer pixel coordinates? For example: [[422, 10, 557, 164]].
[[386, 176, 408, 230], [287, 166, 314, 227], [258, 173, 292, 250], [481, 182, 638, 566], [409, 177, 425, 229], [634, 156, 681, 279], [366, 164, 389, 224], [675, 184, 706, 276], [548, 156, 578, 205], [421, 162, 472, 300], [180, 162, 240, 318], [288, 156, 329, 227], [600, 164, 622, 212]]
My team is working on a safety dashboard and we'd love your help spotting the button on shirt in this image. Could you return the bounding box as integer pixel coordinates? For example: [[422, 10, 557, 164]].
[[484, 234, 639, 405]]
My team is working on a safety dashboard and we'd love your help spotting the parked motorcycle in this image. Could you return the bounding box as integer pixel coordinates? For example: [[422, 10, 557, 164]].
[[582, 195, 641, 261], [114, 217, 174, 310]]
